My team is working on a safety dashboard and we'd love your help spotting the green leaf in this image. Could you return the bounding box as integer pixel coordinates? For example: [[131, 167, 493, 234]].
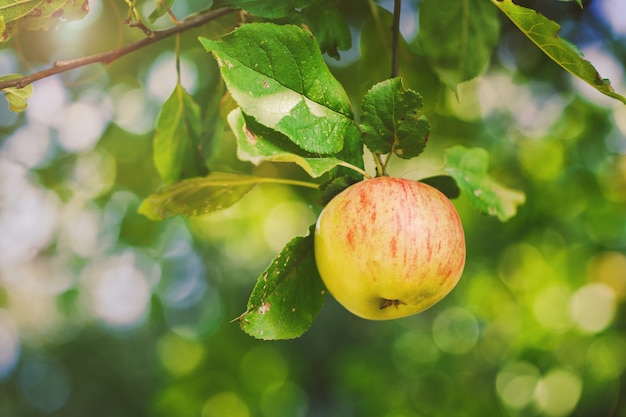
[[444, 146, 525, 221], [211, 0, 314, 18], [288, 2, 351, 60], [153, 83, 208, 184], [138, 172, 260, 220], [419, 175, 461, 200], [492, 0, 626, 104], [148, 0, 175, 23], [360, 77, 430, 159], [416, 0, 500, 90], [0, 0, 89, 42], [228, 108, 345, 178], [199, 23, 354, 154], [238, 225, 326, 340], [0, 74, 33, 112]]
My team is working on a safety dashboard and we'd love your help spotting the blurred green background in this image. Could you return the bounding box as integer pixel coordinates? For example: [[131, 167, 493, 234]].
[[0, 0, 625, 416]]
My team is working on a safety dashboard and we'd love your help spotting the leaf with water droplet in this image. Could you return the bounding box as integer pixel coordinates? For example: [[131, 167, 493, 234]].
[[444, 146, 525, 221]]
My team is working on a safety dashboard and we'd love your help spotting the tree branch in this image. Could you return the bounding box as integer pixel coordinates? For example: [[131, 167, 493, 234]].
[[0, 7, 235, 91]]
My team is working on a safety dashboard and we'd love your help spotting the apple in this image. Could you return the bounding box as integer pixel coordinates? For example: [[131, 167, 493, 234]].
[[314, 177, 465, 320]]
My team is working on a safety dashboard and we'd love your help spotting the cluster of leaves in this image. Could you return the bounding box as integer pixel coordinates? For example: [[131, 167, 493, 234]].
[[1, 0, 625, 339], [137, 18, 531, 339]]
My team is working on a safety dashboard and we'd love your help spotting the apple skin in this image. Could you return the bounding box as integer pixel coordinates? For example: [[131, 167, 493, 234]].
[[314, 177, 466, 320]]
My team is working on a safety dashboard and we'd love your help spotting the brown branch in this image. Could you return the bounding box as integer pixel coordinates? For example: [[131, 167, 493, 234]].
[[0, 7, 236, 91]]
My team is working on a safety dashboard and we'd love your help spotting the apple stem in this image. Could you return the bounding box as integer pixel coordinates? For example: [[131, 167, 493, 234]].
[[373, 154, 386, 177], [337, 161, 372, 179]]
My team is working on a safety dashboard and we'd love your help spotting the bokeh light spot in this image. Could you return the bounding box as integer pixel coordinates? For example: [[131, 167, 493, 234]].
[[496, 361, 541, 410], [202, 392, 250, 417], [595, 0, 626, 36], [57, 100, 109, 152], [518, 139, 564, 183], [0, 163, 61, 264], [0, 311, 20, 379], [157, 332, 205, 377], [570, 283, 616, 333], [432, 307, 480, 354], [147, 53, 198, 101], [587, 251, 626, 300], [26, 77, 68, 127], [263, 200, 317, 253], [260, 381, 308, 417], [70, 150, 117, 199], [112, 87, 158, 135], [2, 124, 51, 168], [17, 356, 72, 413], [533, 285, 572, 333], [82, 252, 152, 328], [586, 334, 626, 381], [239, 345, 288, 394], [392, 331, 439, 375], [534, 368, 582, 417]]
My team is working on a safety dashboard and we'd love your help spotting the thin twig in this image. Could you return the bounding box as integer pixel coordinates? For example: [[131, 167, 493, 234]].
[[391, 0, 401, 78], [0, 7, 235, 91]]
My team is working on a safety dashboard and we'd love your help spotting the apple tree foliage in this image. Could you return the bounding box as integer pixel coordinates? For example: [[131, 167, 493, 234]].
[[1, 0, 625, 341]]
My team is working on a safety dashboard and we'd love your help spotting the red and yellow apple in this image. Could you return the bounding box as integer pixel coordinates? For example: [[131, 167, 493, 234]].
[[314, 177, 466, 320]]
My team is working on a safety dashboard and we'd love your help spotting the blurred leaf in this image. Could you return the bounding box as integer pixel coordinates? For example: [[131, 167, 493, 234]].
[[0, 74, 32, 112], [444, 146, 525, 221], [492, 0, 626, 104], [199, 23, 354, 154], [212, 0, 314, 18], [558, 0, 582, 7], [148, 0, 175, 23], [0, 0, 88, 42], [361, 7, 443, 111], [200, 82, 225, 168], [153, 83, 208, 184], [138, 172, 260, 220], [228, 108, 345, 178], [239, 225, 326, 340], [288, 2, 351, 59], [416, 0, 500, 90], [419, 175, 461, 199], [360, 77, 430, 159]]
